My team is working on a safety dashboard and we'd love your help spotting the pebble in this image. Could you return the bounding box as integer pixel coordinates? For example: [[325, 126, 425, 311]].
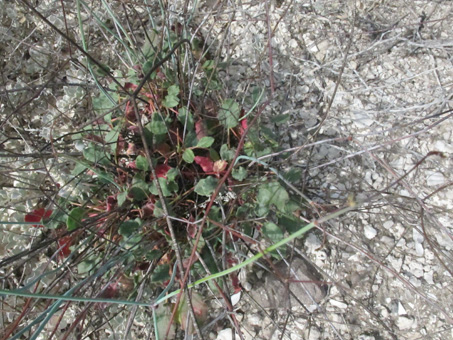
[[364, 224, 378, 239], [396, 316, 416, 330], [216, 329, 233, 340], [329, 299, 348, 309], [426, 172, 446, 186], [231, 292, 241, 306]]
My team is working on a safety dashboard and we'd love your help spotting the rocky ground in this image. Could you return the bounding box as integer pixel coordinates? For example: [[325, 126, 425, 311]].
[[1, 0, 453, 339]]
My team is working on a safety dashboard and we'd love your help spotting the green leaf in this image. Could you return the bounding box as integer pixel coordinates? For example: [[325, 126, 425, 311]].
[[182, 149, 195, 163], [92, 92, 118, 115], [278, 214, 300, 234], [136, 155, 149, 171], [152, 264, 170, 283], [167, 84, 179, 96], [46, 208, 66, 230], [119, 219, 141, 237], [202, 60, 216, 70], [209, 148, 220, 161], [162, 95, 179, 108], [220, 144, 235, 161], [149, 178, 175, 197], [153, 200, 165, 217], [83, 143, 110, 165], [270, 114, 290, 126], [232, 167, 247, 181], [177, 107, 194, 131], [262, 222, 284, 243], [195, 177, 218, 196], [150, 114, 168, 135], [128, 185, 148, 202], [196, 136, 214, 148], [283, 168, 302, 183], [257, 181, 289, 212], [77, 255, 97, 275], [219, 99, 240, 129], [142, 60, 157, 78], [105, 127, 120, 153], [117, 191, 128, 207], [146, 249, 161, 261], [166, 168, 179, 181], [262, 222, 285, 258], [67, 207, 85, 231], [162, 85, 180, 108], [184, 131, 198, 148]]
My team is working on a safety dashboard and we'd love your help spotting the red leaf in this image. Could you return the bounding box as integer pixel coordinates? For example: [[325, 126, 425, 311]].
[[99, 281, 119, 299], [230, 273, 242, 293], [187, 223, 197, 238], [239, 118, 248, 136], [194, 156, 214, 173], [106, 195, 117, 212], [57, 236, 72, 258], [141, 198, 155, 218], [195, 120, 207, 139], [124, 82, 138, 91], [25, 208, 52, 227], [155, 164, 171, 179], [126, 161, 137, 169]]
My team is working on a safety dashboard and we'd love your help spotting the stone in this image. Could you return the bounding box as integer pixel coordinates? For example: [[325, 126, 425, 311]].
[[329, 299, 348, 309], [364, 224, 378, 239], [216, 328, 233, 340], [396, 316, 416, 330]]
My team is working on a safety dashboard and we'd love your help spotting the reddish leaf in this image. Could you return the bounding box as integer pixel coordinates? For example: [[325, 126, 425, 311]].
[[155, 143, 171, 159], [194, 156, 214, 173], [239, 118, 248, 136], [141, 198, 156, 218], [106, 195, 117, 212], [25, 208, 52, 227], [195, 120, 207, 139], [230, 272, 242, 293], [117, 135, 126, 153], [57, 235, 72, 258], [125, 101, 136, 121], [126, 143, 137, 155], [126, 161, 137, 169], [187, 223, 197, 238], [124, 82, 138, 91], [155, 164, 171, 179]]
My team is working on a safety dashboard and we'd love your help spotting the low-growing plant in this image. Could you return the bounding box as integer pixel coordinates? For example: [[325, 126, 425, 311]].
[[0, 2, 320, 339]]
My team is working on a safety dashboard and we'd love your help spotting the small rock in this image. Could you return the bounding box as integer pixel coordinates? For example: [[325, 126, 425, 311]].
[[426, 172, 445, 186], [330, 299, 348, 309], [396, 316, 415, 330], [383, 220, 394, 229], [216, 329, 233, 340], [247, 314, 261, 327], [364, 224, 378, 239], [397, 301, 407, 315], [231, 292, 241, 306], [424, 270, 434, 284]]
